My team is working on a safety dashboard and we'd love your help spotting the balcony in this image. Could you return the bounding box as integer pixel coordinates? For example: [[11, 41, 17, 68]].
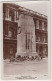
[[3, 34, 17, 40], [36, 42, 48, 45], [35, 28, 47, 34], [36, 35, 48, 43], [3, 8, 19, 23]]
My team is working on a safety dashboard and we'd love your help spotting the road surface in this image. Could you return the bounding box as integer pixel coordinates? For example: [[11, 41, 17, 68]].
[[3, 58, 48, 80]]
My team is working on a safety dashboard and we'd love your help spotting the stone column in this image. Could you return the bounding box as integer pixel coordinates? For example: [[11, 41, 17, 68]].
[[15, 11, 19, 22], [36, 20, 39, 29], [8, 8, 9, 18], [42, 22, 44, 30], [14, 11, 16, 21], [5, 8, 8, 19], [6, 8, 10, 20]]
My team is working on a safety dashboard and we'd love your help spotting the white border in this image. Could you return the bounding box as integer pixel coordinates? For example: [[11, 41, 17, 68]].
[[0, 0, 51, 81]]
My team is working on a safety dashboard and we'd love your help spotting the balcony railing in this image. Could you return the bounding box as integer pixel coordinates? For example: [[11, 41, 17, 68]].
[[4, 35, 17, 39], [35, 29, 47, 33]]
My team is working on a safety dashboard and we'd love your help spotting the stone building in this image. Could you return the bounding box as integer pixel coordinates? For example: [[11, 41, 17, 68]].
[[3, 3, 48, 59]]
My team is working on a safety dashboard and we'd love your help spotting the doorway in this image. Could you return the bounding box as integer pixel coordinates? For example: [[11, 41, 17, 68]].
[[39, 46, 43, 57]]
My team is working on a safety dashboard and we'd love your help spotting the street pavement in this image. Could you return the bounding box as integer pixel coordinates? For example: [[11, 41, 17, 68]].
[[3, 58, 49, 80]]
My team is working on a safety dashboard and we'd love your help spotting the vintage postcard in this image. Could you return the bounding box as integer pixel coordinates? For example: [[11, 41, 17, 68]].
[[1, 1, 51, 80]]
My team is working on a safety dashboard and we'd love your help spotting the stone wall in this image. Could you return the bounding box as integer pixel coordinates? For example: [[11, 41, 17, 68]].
[[17, 13, 37, 57]]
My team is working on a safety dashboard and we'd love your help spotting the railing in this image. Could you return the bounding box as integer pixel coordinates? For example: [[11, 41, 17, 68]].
[[36, 41, 48, 44], [4, 35, 17, 39], [35, 28, 47, 32]]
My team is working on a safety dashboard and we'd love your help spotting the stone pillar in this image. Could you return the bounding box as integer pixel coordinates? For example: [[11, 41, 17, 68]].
[[14, 11, 16, 21], [42, 22, 44, 30], [5, 8, 10, 20], [8, 8, 9, 18], [15, 11, 19, 22], [36, 20, 39, 29], [8, 8, 11, 21], [5, 8, 8, 19]]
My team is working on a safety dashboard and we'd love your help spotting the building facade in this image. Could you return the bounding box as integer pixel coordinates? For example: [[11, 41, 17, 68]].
[[3, 3, 48, 59]]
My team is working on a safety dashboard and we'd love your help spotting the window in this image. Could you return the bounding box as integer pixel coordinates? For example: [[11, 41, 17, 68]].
[[36, 37, 40, 42], [8, 30, 12, 37], [36, 44, 39, 52], [4, 22, 17, 39], [43, 37, 45, 42], [42, 34, 46, 43], [10, 48, 13, 54], [15, 11, 19, 20], [44, 22, 47, 31], [43, 46, 47, 56], [45, 34, 48, 43], [9, 9, 15, 21], [36, 33, 40, 42], [3, 23, 8, 38]]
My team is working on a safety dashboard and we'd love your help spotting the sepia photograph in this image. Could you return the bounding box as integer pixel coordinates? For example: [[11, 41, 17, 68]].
[[2, 1, 51, 80]]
